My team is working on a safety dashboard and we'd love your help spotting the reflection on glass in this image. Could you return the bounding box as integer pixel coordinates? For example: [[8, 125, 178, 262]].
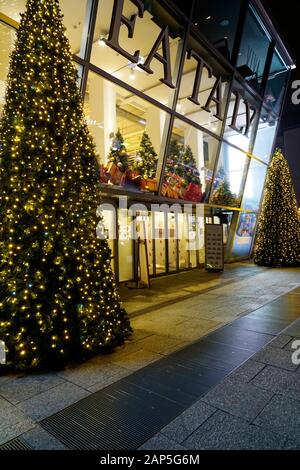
[[178, 213, 189, 269], [84, 71, 170, 193], [0, 21, 16, 116], [118, 209, 134, 281], [237, 6, 271, 93], [253, 107, 278, 163], [177, 35, 229, 135], [168, 213, 178, 272], [162, 118, 219, 202], [223, 82, 259, 153], [91, 0, 182, 106], [211, 143, 249, 207], [232, 212, 257, 258], [264, 50, 288, 114], [193, 0, 242, 61], [154, 211, 166, 274], [136, 211, 154, 276], [242, 160, 267, 211]]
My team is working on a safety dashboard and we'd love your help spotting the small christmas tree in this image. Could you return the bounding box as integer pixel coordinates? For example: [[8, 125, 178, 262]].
[[134, 131, 158, 179], [254, 149, 300, 267], [108, 129, 129, 173], [211, 179, 240, 207], [180, 145, 201, 186], [0, 0, 131, 372]]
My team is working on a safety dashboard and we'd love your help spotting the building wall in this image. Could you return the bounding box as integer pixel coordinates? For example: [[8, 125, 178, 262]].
[[0, 0, 293, 280]]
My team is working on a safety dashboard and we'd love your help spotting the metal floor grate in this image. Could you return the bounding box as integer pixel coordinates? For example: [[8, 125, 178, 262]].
[[40, 288, 300, 450], [0, 438, 32, 450]]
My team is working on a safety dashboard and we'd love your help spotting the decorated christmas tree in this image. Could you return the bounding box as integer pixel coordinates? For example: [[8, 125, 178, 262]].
[[134, 131, 158, 179], [0, 0, 131, 372], [211, 176, 240, 207], [254, 149, 300, 266], [108, 129, 129, 173], [166, 140, 201, 187]]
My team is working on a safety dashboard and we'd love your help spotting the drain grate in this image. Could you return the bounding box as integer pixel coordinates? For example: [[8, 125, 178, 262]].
[[41, 380, 184, 450], [0, 438, 32, 450]]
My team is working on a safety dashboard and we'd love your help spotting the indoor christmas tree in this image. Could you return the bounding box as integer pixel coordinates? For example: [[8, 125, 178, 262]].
[[0, 0, 131, 372], [107, 129, 129, 173], [134, 131, 158, 179], [211, 177, 240, 207], [254, 149, 300, 267]]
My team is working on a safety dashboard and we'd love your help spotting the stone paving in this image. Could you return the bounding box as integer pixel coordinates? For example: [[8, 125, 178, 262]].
[[0, 262, 300, 449], [140, 324, 300, 450]]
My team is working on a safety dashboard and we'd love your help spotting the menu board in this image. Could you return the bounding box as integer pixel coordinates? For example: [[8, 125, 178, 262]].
[[205, 224, 224, 272]]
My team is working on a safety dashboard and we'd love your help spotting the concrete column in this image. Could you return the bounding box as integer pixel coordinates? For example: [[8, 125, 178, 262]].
[[88, 76, 116, 164]]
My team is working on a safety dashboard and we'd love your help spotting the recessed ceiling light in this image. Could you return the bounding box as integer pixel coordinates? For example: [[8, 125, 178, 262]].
[[206, 16, 212, 20]]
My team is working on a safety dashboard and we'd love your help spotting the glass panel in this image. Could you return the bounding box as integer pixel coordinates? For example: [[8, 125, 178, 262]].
[[85, 71, 170, 194], [169, 0, 193, 16], [237, 6, 271, 93], [177, 35, 229, 135], [211, 142, 249, 208], [197, 215, 205, 264], [162, 118, 220, 202], [0, 21, 16, 116], [92, 0, 183, 106], [101, 209, 116, 275], [168, 212, 178, 272], [242, 159, 267, 211], [188, 214, 197, 268], [264, 50, 288, 114], [224, 81, 259, 153], [253, 107, 278, 163], [232, 212, 257, 258], [178, 213, 189, 269], [192, 0, 242, 61], [154, 211, 167, 274], [0, 0, 90, 56], [118, 209, 134, 282], [136, 210, 154, 276]]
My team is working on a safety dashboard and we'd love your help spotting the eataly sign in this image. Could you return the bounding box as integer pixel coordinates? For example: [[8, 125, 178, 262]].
[[106, 0, 257, 137]]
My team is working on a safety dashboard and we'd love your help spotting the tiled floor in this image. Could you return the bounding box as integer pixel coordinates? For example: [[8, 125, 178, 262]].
[[0, 263, 300, 449]]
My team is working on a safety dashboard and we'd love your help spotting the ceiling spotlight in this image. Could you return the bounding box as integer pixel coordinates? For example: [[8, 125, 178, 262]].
[[205, 16, 212, 20], [129, 70, 136, 80]]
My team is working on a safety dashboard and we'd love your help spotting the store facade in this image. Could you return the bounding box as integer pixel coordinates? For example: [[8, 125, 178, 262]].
[[0, 0, 294, 282]]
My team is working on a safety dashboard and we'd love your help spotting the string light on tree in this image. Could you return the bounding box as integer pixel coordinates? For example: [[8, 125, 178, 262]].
[[0, 0, 132, 372], [254, 149, 300, 267]]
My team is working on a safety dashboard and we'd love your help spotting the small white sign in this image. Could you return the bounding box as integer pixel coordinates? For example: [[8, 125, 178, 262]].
[[0, 341, 6, 365]]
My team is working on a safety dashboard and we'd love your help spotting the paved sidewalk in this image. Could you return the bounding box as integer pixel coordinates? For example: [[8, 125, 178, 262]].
[[0, 263, 299, 449], [141, 317, 300, 450]]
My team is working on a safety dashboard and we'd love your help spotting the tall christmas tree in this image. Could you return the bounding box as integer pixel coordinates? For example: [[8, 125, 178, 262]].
[[0, 0, 131, 372], [254, 149, 300, 267], [134, 131, 158, 179], [107, 129, 129, 173], [165, 140, 201, 186]]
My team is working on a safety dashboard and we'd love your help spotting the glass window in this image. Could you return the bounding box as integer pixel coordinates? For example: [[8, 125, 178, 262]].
[[153, 211, 167, 275], [177, 34, 230, 135], [0, 21, 16, 116], [232, 212, 257, 258], [237, 6, 271, 93], [168, 212, 178, 272], [91, 0, 183, 106], [85, 71, 170, 194], [242, 159, 267, 211], [192, 0, 242, 61], [0, 0, 90, 56], [264, 50, 289, 114], [223, 81, 259, 153], [253, 107, 278, 163], [135, 210, 154, 276], [118, 208, 134, 282], [211, 142, 249, 208], [162, 118, 220, 202]]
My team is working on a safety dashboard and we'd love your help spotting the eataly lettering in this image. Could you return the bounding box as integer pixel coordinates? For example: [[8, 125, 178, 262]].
[[106, 0, 256, 135]]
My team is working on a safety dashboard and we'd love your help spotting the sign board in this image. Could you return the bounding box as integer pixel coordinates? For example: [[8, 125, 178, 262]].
[[205, 224, 224, 272]]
